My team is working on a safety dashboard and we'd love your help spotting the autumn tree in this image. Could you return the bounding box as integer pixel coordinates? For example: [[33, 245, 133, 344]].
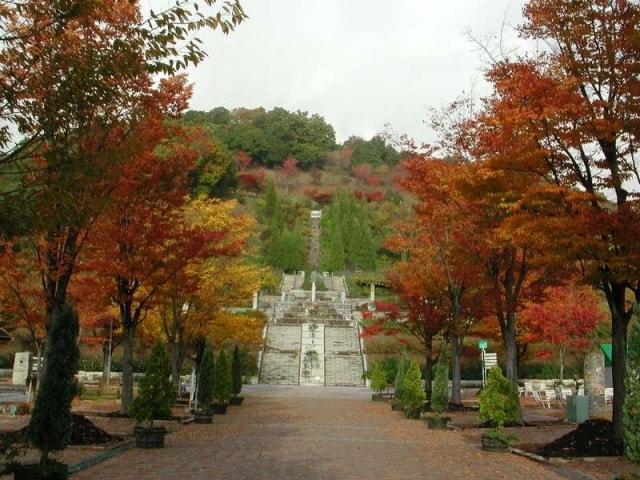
[[0, 243, 47, 384], [395, 156, 488, 404], [464, 0, 640, 436], [145, 197, 266, 389], [0, 2, 244, 330], [85, 86, 221, 412], [521, 285, 605, 382], [362, 259, 449, 405]]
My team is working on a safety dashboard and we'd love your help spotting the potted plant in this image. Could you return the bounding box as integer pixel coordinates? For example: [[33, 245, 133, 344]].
[[18, 305, 79, 480], [212, 350, 231, 414], [426, 349, 451, 429], [370, 361, 387, 401], [391, 354, 408, 411], [193, 343, 215, 423], [402, 360, 425, 419], [478, 368, 520, 452], [230, 345, 244, 406], [129, 343, 176, 448]]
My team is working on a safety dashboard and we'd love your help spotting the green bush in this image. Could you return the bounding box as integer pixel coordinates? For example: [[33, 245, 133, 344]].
[[78, 357, 103, 372], [28, 305, 80, 464], [231, 345, 243, 397], [0, 355, 12, 369], [214, 350, 232, 403], [109, 358, 144, 373], [240, 349, 258, 378], [478, 368, 521, 429], [394, 354, 409, 404], [196, 344, 215, 412], [625, 319, 640, 463], [370, 361, 387, 394], [382, 357, 398, 385], [460, 359, 482, 380], [129, 343, 176, 426], [402, 360, 426, 417], [432, 349, 449, 416], [519, 361, 581, 379]]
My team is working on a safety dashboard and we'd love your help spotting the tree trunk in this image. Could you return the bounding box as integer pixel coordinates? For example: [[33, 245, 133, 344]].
[[451, 334, 462, 405], [42, 230, 79, 329], [168, 340, 184, 394], [101, 341, 112, 387], [423, 336, 434, 405], [611, 292, 628, 439], [599, 280, 631, 440], [120, 322, 135, 414], [194, 337, 206, 377], [503, 313, 519, 387], [558, 346, 565, 384]]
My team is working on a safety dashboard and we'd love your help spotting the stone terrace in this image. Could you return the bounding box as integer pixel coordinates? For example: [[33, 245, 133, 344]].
[[71, 385, 572, 480]]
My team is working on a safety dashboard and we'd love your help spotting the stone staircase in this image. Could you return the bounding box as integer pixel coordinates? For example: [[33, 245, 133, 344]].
[[300, 323, 324, 385], [324, 326, 364, 386], [258, 268, 364, 387], [259, 325, 301, 384]]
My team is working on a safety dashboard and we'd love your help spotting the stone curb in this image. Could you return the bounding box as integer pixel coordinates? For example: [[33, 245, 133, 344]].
[[67, 439, 135, 475], [509, 447, 600, 480]]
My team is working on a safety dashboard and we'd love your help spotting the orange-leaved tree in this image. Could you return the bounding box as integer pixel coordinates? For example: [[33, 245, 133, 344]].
[[465, 0, 640, 436], [521, 285, 606, 382]]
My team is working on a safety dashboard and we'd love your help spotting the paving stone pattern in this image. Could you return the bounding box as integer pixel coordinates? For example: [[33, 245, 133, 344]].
[[71, 385, 568, 480]]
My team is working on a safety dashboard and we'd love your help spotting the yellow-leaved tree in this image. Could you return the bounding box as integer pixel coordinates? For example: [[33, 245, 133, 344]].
[[145, 197, 267, 390]]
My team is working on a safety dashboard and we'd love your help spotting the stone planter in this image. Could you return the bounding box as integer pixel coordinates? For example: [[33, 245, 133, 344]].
[[134, 425, 167, 449], [193, 411, 213, 424], [212, 402, 228, 415], [14, 462, 68, 480], [229, 396, 244, 406], [426, 416, 450, 429], [481, 433, 509, 452]]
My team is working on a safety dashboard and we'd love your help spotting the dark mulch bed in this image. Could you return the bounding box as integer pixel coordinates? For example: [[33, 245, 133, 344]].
[[70, 414, 122, 445], [105, 411, 130, 418], [479, 420, 524, 428], [0, 414, 122, 446], [538, 420, 623, 458]]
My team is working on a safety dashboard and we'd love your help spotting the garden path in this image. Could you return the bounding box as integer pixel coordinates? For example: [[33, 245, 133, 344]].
[[71, 385, 575, 480]]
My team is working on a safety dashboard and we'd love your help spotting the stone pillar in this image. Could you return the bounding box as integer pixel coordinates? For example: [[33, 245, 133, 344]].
[[12, 352, 32, 385], [369, 282, 375, 302], [584, 350, 606, 419], [252, 292, 259, 310]]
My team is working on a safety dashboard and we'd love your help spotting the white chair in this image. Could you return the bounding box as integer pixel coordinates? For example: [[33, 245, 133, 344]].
[[543, 389, 557, 408], [532, 388, 550, 408], [523, 381, 534, 397], [578, 386, 584, 396]]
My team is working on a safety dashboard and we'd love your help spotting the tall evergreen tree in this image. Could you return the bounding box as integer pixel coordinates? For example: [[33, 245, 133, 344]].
[[214, 350, 232, 403], [232, 345, 243, 397], [625, 319, 640, 463], [320, 191, 376, 271], [129, 344, 176, 425], [197, 343, 215, 411], [28, 304, 80, 464]]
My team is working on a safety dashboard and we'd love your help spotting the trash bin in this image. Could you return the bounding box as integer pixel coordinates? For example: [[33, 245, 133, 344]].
[[566, 395, 588, 423]]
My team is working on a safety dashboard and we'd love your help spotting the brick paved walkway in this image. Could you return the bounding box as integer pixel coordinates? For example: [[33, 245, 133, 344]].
[[72, 385, 571, 480]]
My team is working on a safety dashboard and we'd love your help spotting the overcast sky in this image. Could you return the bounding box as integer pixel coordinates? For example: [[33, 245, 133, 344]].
[[187, 0, 528, 145]]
